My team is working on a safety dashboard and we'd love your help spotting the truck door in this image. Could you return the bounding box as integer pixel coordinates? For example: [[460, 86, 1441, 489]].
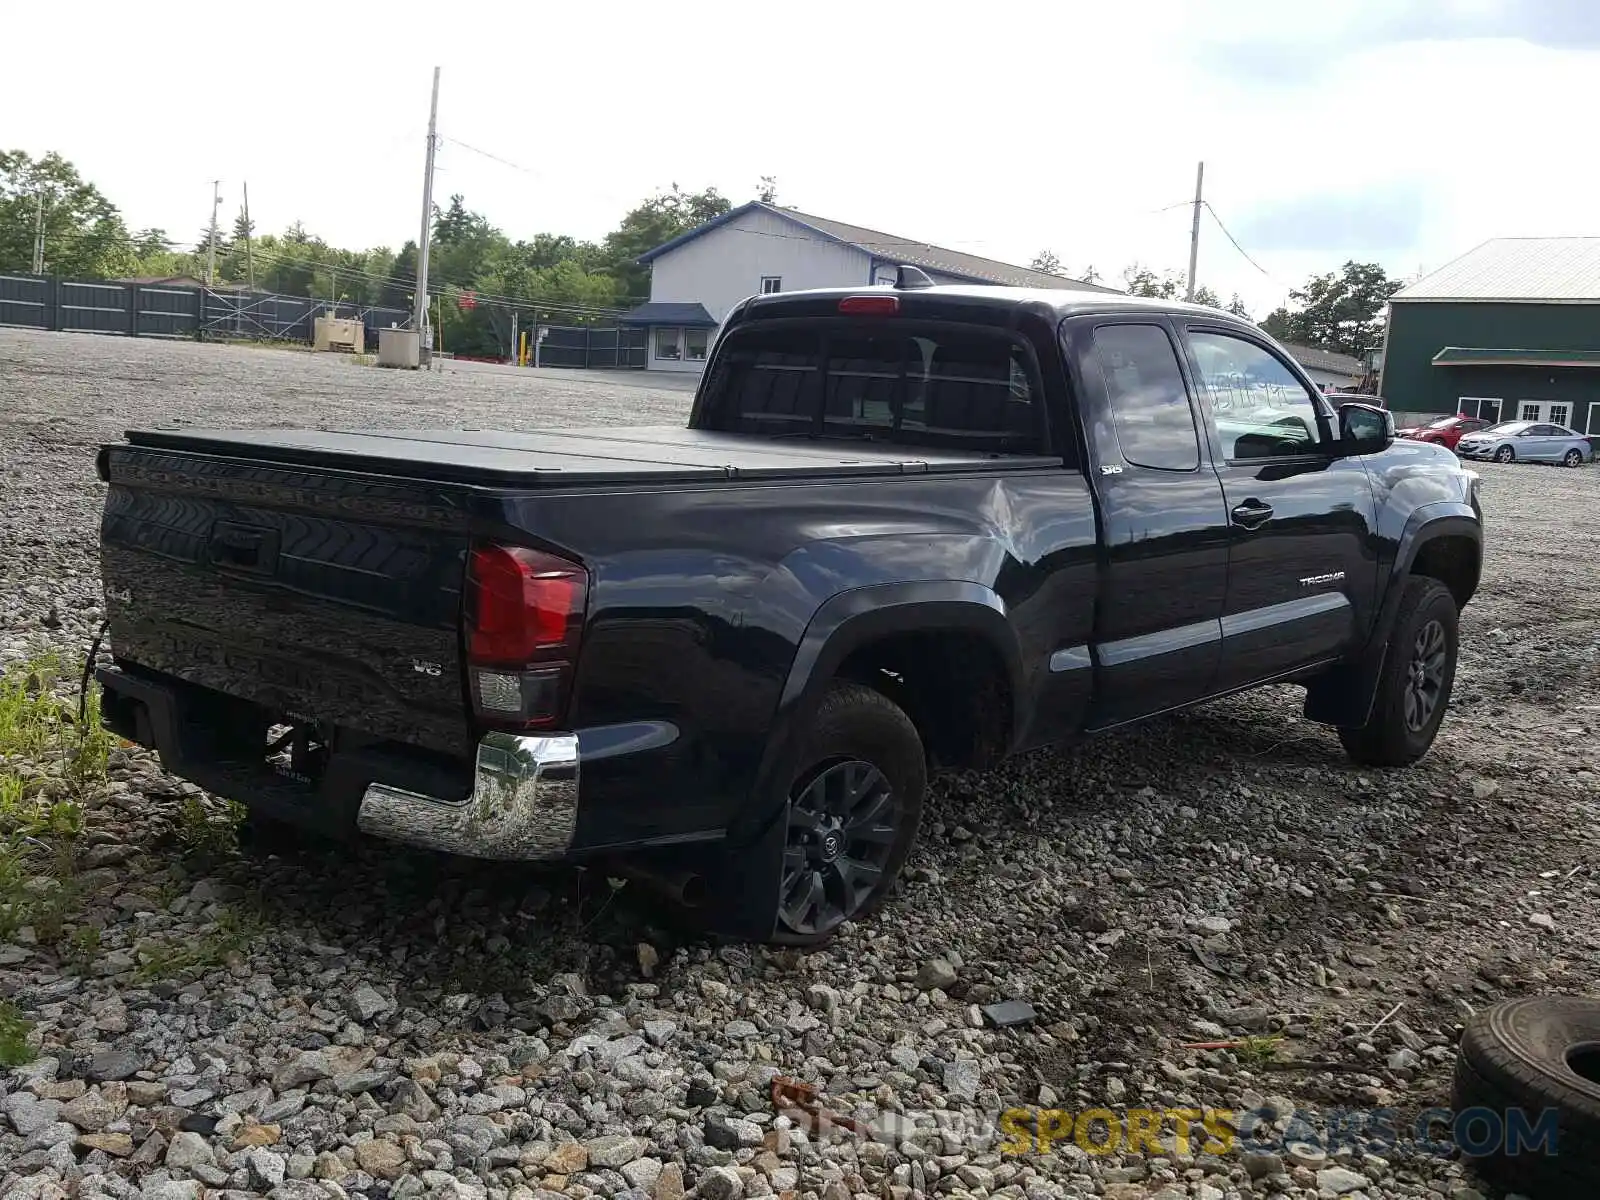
[[1064, 317, 1231, 728], [1177, 323, 1380, 692]]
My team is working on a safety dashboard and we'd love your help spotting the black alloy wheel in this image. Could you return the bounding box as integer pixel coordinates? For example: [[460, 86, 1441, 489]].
[[1403, 618, 1448, 733], [780, 759, 900, 936], [772, 682, 925, 941]]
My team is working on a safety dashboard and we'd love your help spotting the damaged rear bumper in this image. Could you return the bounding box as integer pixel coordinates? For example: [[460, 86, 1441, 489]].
[[357, 733, 578, 860], [96, 664, 581, 860]]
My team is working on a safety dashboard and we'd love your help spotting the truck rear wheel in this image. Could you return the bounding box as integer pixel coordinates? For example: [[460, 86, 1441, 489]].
[[771, 682, 925, 943], [1339, 577, 1458, 767]]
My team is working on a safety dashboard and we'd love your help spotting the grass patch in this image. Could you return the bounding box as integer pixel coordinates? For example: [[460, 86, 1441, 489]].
[[1236, 1035, 1285, 1064], [134, 904, 263, 982], [0, 1001, 36, 1067], [65, 925, 101, 975], [0, 650, 114, 794], [0, 651, 114, 945], [174, 794, 246, 864]]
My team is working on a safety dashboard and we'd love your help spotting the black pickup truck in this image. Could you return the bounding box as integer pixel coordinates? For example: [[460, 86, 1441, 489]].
[[95, 273, 1483, 942]]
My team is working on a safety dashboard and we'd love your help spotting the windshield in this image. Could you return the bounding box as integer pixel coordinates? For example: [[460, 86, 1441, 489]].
[[1483, 421, 1533, 434], [1426, 417, 1463, 429]]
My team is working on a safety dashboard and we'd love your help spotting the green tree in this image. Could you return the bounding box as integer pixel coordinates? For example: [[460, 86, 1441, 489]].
[[602, 184, 731, 300], [0, 150, 136, 277], [1030, 249, 1064, 276], [1122, 263, 1184, 299], [125, 227, 201, 279], [383, 241, 418, 309], [1259, 262, 1400, 356], [217, 211, 256, 285], [758, 176, 778, 204], [1120, 265, 1246, 314]]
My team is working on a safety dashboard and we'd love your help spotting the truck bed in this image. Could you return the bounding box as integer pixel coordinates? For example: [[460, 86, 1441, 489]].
[[123, 425, 1062, 487]]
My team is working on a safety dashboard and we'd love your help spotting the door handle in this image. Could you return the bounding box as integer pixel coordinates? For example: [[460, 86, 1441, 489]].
[[1231, 500, 1274, 530]]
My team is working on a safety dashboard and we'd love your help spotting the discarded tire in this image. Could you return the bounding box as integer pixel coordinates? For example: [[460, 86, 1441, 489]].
[[1451, 996, 1600, 1198]]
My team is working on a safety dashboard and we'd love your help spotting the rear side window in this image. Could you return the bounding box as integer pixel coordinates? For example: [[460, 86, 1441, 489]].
[[1091, 324, 1199, 471], [701, 324, 1044, 453]]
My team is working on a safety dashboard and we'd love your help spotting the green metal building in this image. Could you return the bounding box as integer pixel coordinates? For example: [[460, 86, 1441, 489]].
[[1380, 237, 1600, 438]]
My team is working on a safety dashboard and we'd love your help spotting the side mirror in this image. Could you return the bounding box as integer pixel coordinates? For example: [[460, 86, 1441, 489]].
[[1339, 402, 1394, 453]]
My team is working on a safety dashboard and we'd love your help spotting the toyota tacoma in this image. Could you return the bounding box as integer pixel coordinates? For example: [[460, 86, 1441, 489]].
[[94, 270, 1484, 942]]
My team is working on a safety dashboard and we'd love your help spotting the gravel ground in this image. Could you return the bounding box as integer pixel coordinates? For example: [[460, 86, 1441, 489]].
[[1, 327, 1597, 1200]]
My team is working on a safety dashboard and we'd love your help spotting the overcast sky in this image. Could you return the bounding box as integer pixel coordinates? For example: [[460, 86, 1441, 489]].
[[9, 0, 1599, 315]]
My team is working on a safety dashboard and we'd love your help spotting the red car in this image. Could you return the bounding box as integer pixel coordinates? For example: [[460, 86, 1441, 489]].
[[1398, 414, 1492, 450]]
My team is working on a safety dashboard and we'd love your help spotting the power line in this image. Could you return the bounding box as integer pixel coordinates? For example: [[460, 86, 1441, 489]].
[[441, 135, 540, 176], [1201, 200, 1278, 282]]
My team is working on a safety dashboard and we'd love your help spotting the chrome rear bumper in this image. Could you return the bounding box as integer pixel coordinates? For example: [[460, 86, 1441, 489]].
[[358, 731, 579, 860]]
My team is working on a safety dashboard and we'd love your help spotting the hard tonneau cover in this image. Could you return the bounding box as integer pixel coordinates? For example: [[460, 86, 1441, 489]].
[[122, 425, 1062, 487]]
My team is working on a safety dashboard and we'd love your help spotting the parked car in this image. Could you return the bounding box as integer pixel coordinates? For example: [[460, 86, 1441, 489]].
[[93, 271, 1484, 943], [1455, 420, 1594, 466], [1398, 414, 1492, 450]]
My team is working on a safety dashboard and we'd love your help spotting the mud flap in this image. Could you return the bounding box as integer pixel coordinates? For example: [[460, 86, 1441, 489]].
[[1302, 644, 1387, 729], [695, 800, 787, 942]]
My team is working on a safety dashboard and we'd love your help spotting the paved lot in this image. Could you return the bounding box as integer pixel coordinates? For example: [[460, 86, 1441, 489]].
[[1, 326, 1598, 1200]]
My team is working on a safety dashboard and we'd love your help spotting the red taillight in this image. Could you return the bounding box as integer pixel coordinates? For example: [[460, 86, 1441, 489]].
[[465, 544, 587, 728], [467, 545, 584, 665], [839, 294, 899, 315]]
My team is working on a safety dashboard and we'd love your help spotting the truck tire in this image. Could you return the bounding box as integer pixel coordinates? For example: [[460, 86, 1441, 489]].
[[771, 681, 926, 944], [1451, 996, 1600, 1199], [1338, 576, 1457, 767]]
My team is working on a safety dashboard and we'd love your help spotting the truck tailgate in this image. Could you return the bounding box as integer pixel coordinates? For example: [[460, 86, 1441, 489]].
[[99, 444, 477, 757]]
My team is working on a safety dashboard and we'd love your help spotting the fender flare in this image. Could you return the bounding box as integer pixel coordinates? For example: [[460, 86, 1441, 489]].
[[1305, 503, 1482, 728], [733, 581, 1023, 843], [1379, 504, 1482, 641]]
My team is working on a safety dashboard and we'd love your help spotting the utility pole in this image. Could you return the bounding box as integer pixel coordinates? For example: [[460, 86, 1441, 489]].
[[509, 309, 518, 366], [1185, 161, 1204, 303], [207, 181, 222, 286], [413, 67, 441, 364], [242, 182, 255, 292], [31, 193, 44, 275]]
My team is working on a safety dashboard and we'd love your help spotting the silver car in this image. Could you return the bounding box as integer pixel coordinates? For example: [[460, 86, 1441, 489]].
[[1455, 420, 1594, 466]]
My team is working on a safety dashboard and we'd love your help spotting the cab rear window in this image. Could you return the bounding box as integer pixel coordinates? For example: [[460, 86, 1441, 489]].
[[699, 323, 1045, 454]]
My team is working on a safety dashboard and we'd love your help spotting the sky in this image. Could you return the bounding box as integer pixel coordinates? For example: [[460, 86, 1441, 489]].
[[8, 0, 1600, 316]]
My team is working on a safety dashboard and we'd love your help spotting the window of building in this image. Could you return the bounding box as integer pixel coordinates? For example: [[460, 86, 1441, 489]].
[[1588, 402, 1600, 436], [1460, 397, 1502, 422], [1519, 400, 1541, 421], [684, 328, 709, 361], [1548, 403, 1571, 428], [654, 327, 682, 360], [698, 323, 1045, 453], [1187, 330, 1331, 459], [760, 276, 783, 294], [1091, 324, 1199, 471]]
